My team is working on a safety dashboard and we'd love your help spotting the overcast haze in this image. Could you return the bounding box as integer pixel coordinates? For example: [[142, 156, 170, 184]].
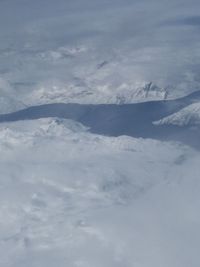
[[0, 0, 200, 102], [0, 1, 200, 267]]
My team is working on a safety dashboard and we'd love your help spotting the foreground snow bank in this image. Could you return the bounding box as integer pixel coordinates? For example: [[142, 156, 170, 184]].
[[0, 118, 199, 267]]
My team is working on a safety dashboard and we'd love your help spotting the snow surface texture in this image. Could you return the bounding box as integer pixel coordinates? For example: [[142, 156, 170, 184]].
[[154, 102, 200, 126], [0, 118, 200, 267]]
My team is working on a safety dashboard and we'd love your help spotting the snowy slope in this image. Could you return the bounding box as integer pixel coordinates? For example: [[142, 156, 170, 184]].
[[0, 118, 199, 266], [154, 102, 200, 126], [25, 80, 169, 106]]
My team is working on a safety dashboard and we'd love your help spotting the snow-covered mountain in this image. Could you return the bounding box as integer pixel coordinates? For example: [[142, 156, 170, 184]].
[[0, 118, 199, 267], [154, 102, 200, 126], [25, 81, 169, 106], [0, 0, 200, 266]]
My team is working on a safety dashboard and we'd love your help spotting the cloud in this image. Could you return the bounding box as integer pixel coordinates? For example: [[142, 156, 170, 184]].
[[0, 0, 200, 100]]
